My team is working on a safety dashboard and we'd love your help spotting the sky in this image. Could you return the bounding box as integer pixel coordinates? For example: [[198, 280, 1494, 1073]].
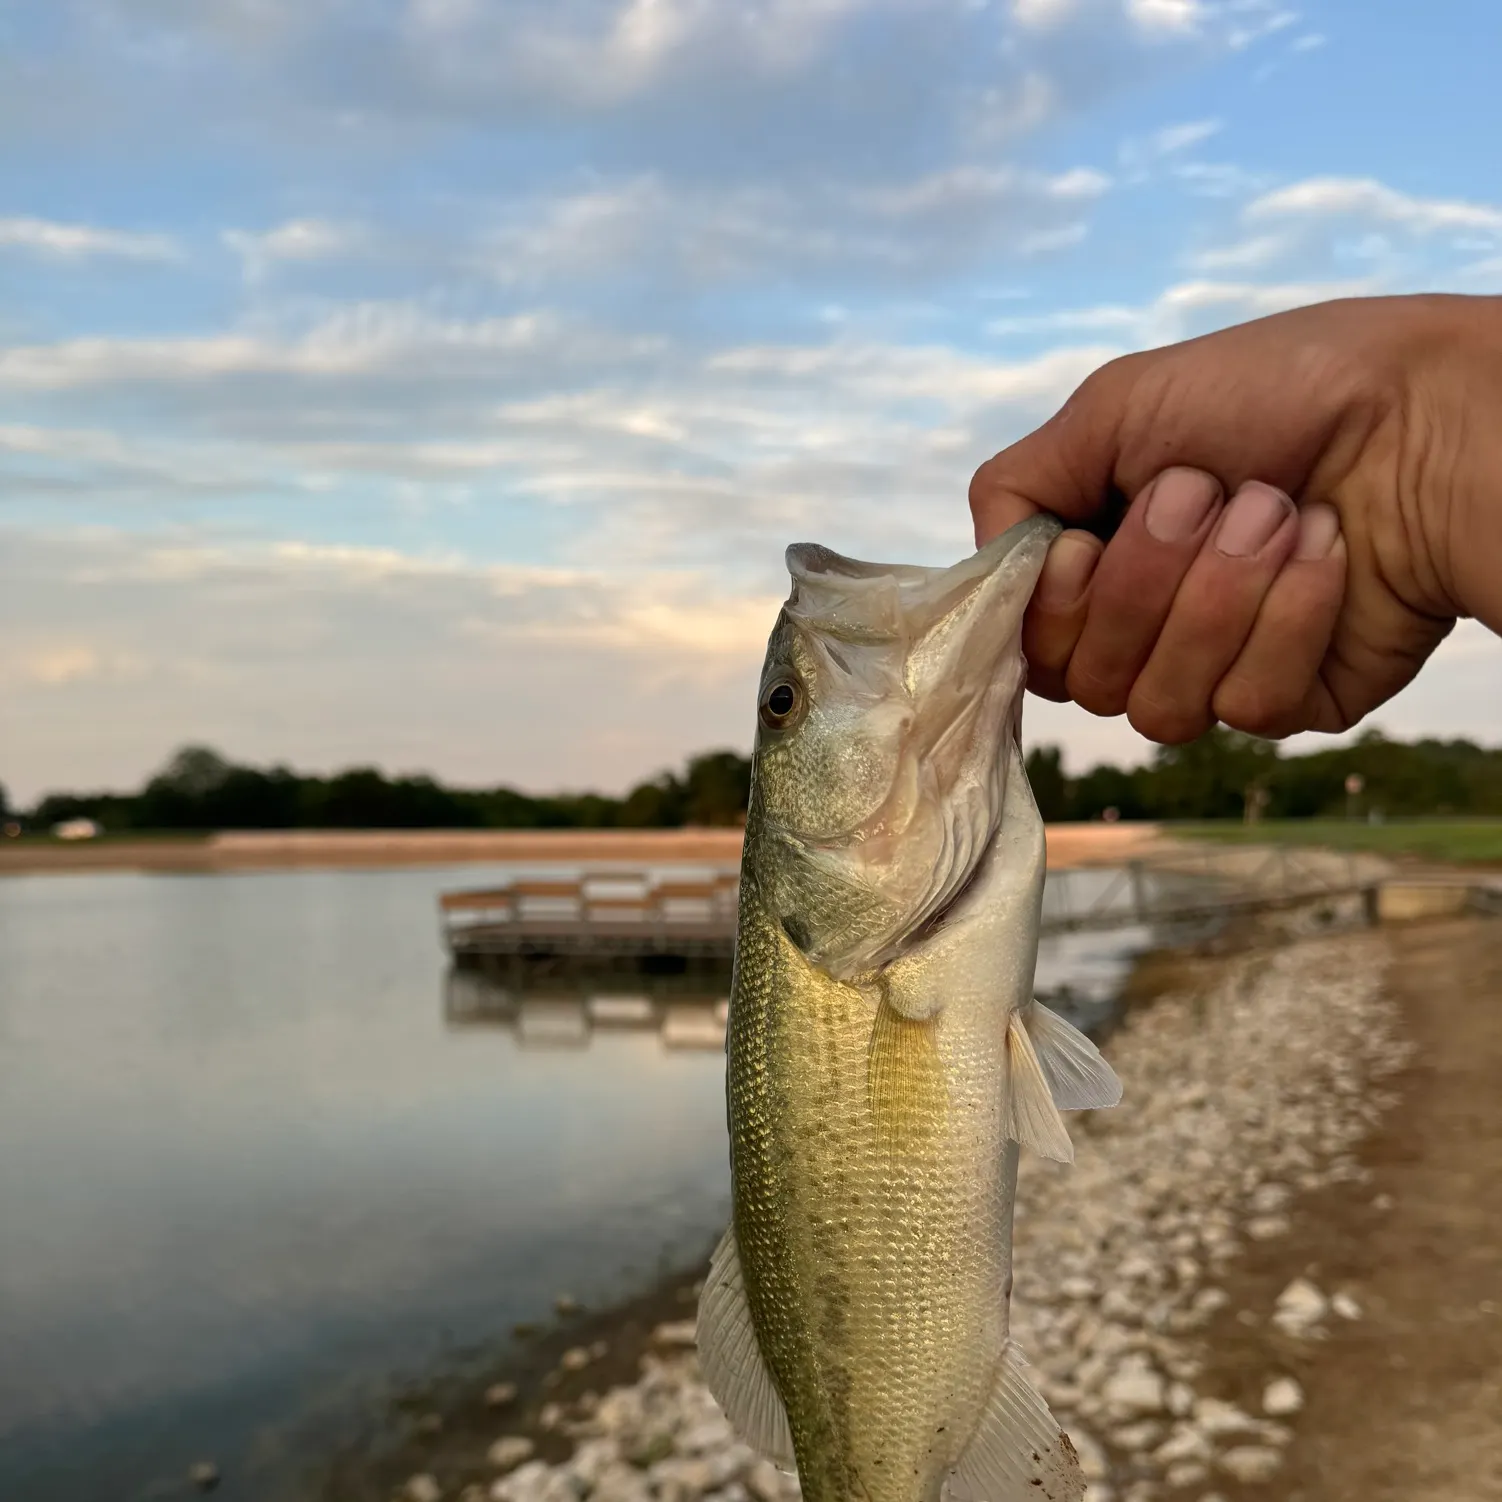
[[3, 0, 1501, 806]]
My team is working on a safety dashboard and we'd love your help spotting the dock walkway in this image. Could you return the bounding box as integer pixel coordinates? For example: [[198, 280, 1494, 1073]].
[[438, 842, 1439, 963]]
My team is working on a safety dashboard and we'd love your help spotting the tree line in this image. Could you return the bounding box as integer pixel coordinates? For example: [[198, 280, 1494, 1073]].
[[7, 728, 1502, 835]]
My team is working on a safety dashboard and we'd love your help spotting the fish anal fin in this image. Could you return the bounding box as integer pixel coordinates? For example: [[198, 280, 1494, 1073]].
[[1026, 1001, 1123, 1113], [695, 1227, 796, 1471], [945, 1341, 1084, 1502], [1004, 1012, 1074, 1163], [868, 996, 947, 1146]]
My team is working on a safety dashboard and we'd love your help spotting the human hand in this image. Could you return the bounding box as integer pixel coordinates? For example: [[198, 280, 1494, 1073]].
[[970, 294, 1502, 744]]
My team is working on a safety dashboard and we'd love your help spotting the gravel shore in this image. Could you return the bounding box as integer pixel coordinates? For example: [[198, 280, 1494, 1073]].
[[383, 923, 1409, 1502]]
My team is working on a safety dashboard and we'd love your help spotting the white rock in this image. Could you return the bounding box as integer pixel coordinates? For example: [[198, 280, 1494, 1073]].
[[590, 1465, 652, 1502], [744, 1460, 790, 1502], [1245, 1215, 1291, 1242], [1110, 1420, 1163, 1453], [1166, 1462, 1209, 1488], [561, 1346, 593, 1372], [1248, 1183, 1291, 1215], [1166, 1383, 1196, 1418], [1153, 1426, 1212, 1466], [1101, 1289, 1143, 1323], [188, 1461, 220, 1493], [1261, 1377, 1304, 1417], [1103, 1360, 1165, 1416], [1061, 1275, 1100, 1301], [1192, 1398, 1262, 1438], [677, 1418, 737, 1454], [567, 1439, 620, 1488], [1217, 1445, 1283, 1484], [1272, 1278, 1328, 1336], [489, 1437, 536, 1472], [653, 1320, 699, 1348], [404, 1476, 442, 1502], [1332, 1291, 1363, 1320]]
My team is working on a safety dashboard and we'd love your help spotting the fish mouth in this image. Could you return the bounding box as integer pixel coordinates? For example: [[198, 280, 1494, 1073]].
[[781, 514, 1059, 976]]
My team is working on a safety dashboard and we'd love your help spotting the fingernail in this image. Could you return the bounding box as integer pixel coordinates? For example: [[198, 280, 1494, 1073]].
[[1215, 481, 1294, 557], [1295, 502, 1341, 560], [1036, 533, 1098, 608], [1144, 468, 1221, 543]]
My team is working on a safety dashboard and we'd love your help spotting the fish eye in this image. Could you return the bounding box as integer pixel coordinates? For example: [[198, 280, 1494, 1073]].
[[759, 677, 805, 731]]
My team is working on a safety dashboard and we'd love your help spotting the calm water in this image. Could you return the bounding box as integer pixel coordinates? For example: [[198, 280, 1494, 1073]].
[[0, 865, 1156, 1502]]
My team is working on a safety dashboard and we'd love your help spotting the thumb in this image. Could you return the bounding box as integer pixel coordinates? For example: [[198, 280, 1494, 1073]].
[[969, 355, 1141, 547]]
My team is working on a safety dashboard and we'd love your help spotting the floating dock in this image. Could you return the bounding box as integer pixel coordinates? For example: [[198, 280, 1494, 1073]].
[[437, 845, 1446, 965], [441, 870, 742, 961]]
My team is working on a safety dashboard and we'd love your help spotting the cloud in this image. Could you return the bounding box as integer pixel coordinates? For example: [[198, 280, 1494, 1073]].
[[1246, 177, 1502, 237], [1183, 232, 1290, 271], [987, 275, 1374, 346], [1126, 0, 1204, 32], [0, 216, 178, 262], [1011, 0, 1080, 29], [467, 164, 1114, 296], [222, 218, 364, 282], [1151, 118, 1221, 155], [0, 304, 565, 390], [9, 518, 1498, 807], [0, 525, 779, 802]]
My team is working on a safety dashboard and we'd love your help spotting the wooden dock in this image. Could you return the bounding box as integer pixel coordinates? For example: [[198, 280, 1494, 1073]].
[[437, 844, 1434, 964], [441, 870, 742, 961]]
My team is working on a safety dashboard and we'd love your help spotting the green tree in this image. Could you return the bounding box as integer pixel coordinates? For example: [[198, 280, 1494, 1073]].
[[682, 751, 752, 825], [1024, 746, 1070, 822]]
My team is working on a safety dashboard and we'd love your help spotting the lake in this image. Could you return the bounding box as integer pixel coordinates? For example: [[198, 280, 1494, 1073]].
[[0, 864, 1157, 1501]]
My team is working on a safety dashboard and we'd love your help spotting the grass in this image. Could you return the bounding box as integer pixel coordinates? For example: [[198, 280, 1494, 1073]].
[[1174, 819, 1502, 865]]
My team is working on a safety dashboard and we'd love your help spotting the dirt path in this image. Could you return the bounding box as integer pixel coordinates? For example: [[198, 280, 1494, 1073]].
[[1194, 916, 1502, 1501], [0, 822, 1167, 875]]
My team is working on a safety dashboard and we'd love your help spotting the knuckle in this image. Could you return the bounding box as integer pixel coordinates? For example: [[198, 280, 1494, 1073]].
[[1128, 688, 1208, 746], [1067, 658, 1130, 718], [1213, 672, 1300, 738]]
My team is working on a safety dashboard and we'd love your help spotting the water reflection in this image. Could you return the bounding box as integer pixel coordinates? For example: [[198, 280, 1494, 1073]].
[[444, 963, 732, 1051]]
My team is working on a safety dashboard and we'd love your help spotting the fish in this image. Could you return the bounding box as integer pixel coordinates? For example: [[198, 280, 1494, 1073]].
[[696, 514, 1124, 1502]]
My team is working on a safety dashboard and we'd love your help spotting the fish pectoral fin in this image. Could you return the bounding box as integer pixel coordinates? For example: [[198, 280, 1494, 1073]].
[[944, 1341, 1085, 1502], [1026, 1001, 1123, 1113], [1003, 1012, 1074, 1163], [867, 995, 947, 1145], [695, 1227, 797, 1472]]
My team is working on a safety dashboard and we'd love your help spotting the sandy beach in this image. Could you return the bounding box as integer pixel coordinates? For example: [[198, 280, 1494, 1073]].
[[0, 822, 1170, 876]]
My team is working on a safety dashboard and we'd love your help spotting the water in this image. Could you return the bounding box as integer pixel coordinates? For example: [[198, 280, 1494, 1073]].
[[0, 865, 1158, 1501]]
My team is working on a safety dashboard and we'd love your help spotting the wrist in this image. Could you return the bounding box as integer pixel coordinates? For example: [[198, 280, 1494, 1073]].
[[1403, 294, 1502, 631]]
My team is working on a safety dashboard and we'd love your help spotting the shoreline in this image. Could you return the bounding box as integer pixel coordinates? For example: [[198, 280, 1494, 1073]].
[[314, 900, 1410, 1502], [0, 823, 1168, 877]]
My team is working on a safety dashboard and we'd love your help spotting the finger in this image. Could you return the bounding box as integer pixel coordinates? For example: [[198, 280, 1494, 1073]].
[[1063, 466, 1225, 718], [1126, 481, 1301, 743], [1020, 531, 1102, 701], [1211, 504, 1350, 737]]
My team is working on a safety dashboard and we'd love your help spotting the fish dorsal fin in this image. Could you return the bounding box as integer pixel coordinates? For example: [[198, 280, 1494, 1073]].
[[696, 1227, 797, 1471], [944, 1341, 1084, 1502], [1026, 1001, 1123, 1112], [1003, 1012, 1074, 1163]]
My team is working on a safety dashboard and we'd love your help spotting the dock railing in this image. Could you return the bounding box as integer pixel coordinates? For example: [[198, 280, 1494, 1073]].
[[438, 842, 1398, 962]]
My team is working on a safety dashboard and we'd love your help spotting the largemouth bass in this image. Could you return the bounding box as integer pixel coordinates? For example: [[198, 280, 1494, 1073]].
[[697, 515, 1123, 1502]]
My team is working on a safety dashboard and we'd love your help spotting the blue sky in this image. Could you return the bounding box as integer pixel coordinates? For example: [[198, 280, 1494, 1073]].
[[3, 0, 1500, 803]]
